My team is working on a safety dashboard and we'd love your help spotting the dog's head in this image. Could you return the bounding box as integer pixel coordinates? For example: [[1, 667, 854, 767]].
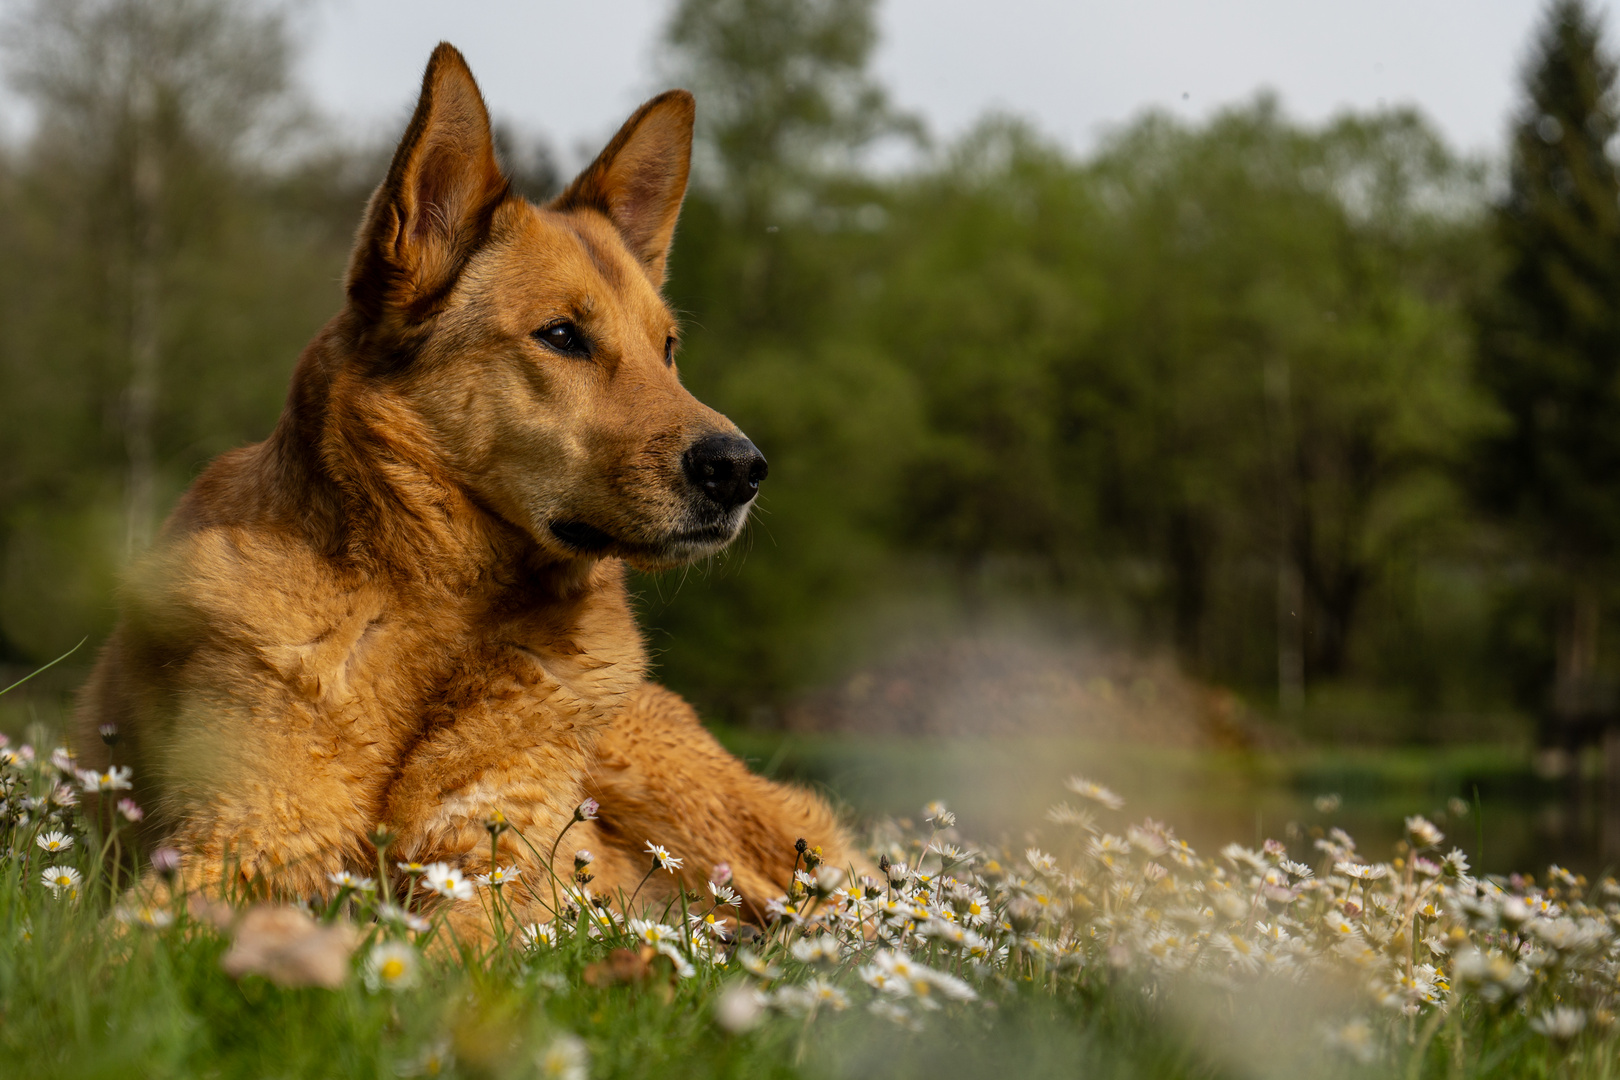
[[341, 44, 762, 571]]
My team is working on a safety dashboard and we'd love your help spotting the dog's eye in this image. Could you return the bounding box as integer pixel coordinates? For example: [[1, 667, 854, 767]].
[[664, 336, 676, 367], [534, 321, 585, 355]]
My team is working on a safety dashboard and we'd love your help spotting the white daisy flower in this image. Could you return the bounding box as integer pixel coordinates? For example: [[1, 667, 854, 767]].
[[1405, 815, 1444, 848], [630, 919, 681, 946], [327, 870, 376, 892], [114, 905, 174, 929], [522, 922, 558, 948], [377, 904, 431, 933], [422, 862, 474, 901], [35, 830, 73, 853], [707, 879, 740, 906], [644, 841, 684, 872], [1065, 776, 1125, 810], [790, 935, 841, 964], [362, 940, 420, 992], [537, 1033, 589, 1080], [76, 766, 133, 793], [474, 864, 521, 887], [40, 865, 82, 896]]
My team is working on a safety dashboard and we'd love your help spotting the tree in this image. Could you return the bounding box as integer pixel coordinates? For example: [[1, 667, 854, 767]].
[[663, 0, 919, 223], [1475, 0, 1620, 736], [0, 0, 354, 662], [1, 0, 299, 558]]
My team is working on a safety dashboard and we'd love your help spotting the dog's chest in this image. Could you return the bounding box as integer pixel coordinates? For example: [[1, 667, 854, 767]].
[[290, 582, 647, 752]]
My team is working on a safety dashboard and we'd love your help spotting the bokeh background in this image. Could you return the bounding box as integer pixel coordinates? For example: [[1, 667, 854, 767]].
[[5, 0, 1620, 874]]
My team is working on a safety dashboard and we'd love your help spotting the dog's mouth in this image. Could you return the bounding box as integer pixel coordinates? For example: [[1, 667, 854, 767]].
[[548, 518, 742, 561], [549, 520, 616, 553]]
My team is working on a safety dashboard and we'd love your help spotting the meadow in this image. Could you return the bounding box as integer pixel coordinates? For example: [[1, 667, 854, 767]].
[[5, 667, 1620, 1080]]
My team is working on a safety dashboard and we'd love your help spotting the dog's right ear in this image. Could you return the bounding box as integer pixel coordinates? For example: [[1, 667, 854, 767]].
[[346, 43, 510, 323]]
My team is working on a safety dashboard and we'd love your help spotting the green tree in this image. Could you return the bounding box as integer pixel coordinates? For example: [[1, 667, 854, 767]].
[[665, 0, 918, 223], [0, 0, 355, 661], [642, 0, 926, 720], [1475, 0, 1620, 732]]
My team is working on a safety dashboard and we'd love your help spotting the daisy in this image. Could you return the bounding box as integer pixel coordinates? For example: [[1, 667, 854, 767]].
[[422, 862, 474, 901], [707, 879, 740, 906], [114, 905, 174, 929], [537, 1033, 588, 1080], [959, 888, 993, 927], [803, 976, 850, 1010], [1025, 848, 1058, 874], [76, 766, 133, 793], [328, 870, 376, 892], [1046, 802, 1097, 829], [40, 865, 82, 897], [791, 936, 841, 964], [474, 865, 521, 887], [523, 922, 558, 948], [1066, 776, 1125, 811], [690, 909, 727, 939], [377, 904, 432, 933], [35, 830, 73, 854], [1530, 1006, 1587, 1040], [399, 1040, 453, 1078], [737, 949, 781, 980], [1405, 815, 1444, 848], [363, 940, 420, 992], [630, 919, 681, 946], [644, 841, 684, 872]]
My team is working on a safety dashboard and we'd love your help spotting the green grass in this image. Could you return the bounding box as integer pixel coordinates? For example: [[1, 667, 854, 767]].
[[5, 745, 1620, 1080], [5, 672, 1620, 1078]]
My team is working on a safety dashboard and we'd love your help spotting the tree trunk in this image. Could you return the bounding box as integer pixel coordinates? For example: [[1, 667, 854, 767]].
[[1552, 578, 1601, 723], [1263, 356, 1304, 714], [1167, 505, 1210, 669], [1277, 554, 1305, 715], [124, 101, 162, 560]]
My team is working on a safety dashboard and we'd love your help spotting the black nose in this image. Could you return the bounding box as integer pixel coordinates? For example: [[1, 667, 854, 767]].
[[683, 433, 768, 508]]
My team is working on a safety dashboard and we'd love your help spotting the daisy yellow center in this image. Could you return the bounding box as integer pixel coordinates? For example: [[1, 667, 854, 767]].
[[381, 959, 406, 982]]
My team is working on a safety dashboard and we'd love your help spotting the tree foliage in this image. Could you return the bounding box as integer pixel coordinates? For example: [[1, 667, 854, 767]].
[[0, 0, 1582, 738]]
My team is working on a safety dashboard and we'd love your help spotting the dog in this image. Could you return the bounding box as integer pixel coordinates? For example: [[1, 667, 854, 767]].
[[73, 43, 850, 932]]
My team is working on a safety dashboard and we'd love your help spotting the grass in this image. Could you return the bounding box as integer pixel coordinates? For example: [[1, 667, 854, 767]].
[[7, 735, 1620, 1079], [5, 660, 1620, 1079]]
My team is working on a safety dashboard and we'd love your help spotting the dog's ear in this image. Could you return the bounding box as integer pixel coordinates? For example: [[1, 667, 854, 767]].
[[347, 43, 510, 322], [554, 90, 695, 285]]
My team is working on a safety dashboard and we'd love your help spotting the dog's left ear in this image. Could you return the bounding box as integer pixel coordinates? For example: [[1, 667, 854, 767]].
[[554, 90, 695, 285], [347, 43, 510, 322]]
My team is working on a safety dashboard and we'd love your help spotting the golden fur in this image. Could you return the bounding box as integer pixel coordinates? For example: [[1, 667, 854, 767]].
[[73, 44, 849, 931]]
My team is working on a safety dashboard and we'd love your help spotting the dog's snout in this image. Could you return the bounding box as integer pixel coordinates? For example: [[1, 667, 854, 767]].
[[683, 433, 767, 508]]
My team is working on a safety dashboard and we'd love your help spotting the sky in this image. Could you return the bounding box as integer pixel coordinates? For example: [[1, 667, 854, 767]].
[[291, 0, 1620, 169]]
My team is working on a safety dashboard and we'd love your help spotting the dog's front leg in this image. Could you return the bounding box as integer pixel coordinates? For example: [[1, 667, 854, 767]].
[[382, 644, 619, 939]]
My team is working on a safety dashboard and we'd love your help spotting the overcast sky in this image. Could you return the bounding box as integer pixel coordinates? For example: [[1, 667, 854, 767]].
[[294, 0, 1620, 168]]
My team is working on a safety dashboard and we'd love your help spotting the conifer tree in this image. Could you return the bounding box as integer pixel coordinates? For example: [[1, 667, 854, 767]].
[[1476, 0, 1620, 733]]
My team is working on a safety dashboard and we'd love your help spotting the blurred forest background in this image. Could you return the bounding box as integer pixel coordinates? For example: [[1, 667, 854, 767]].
[[5, 0, 1620, 772]]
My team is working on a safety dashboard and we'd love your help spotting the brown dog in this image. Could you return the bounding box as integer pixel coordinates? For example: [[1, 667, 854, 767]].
[[73, 44, 849, 930]]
